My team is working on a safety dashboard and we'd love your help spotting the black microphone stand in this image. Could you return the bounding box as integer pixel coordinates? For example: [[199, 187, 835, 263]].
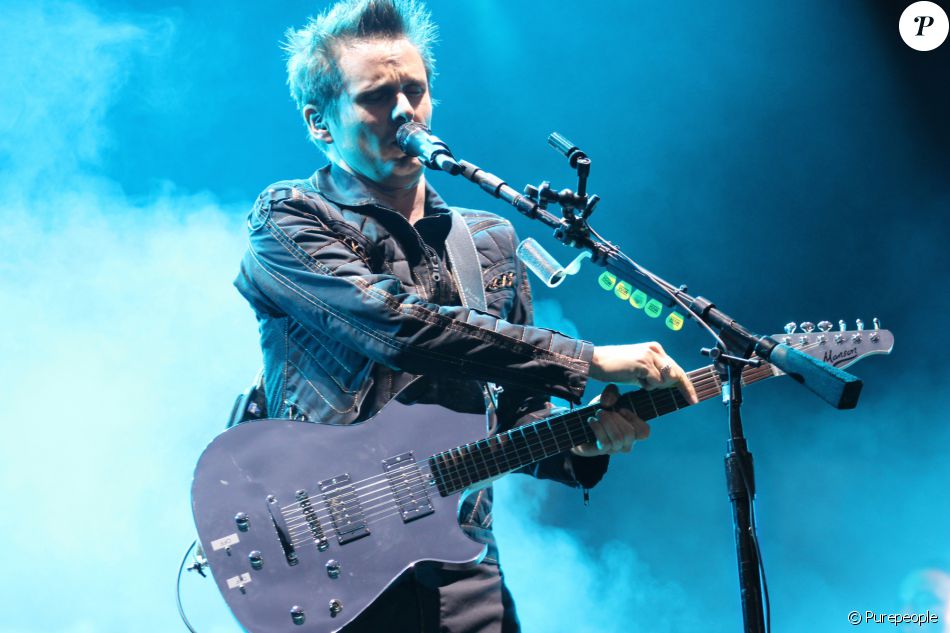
[[441, 132, 863, 633]]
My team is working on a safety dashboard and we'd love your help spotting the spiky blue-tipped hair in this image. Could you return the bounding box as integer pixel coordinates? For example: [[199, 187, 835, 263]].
[[283, 0, 438, 139]]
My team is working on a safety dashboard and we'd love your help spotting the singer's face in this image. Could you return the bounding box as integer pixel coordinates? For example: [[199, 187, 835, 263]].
[[324, 37, 432, 188]]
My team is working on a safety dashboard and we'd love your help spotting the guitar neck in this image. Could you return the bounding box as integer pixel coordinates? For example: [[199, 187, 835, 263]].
[[429, 362, 778, 496]]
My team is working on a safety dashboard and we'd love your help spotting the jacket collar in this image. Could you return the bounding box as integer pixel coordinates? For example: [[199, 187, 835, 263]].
[[312, 162, 452, 218]]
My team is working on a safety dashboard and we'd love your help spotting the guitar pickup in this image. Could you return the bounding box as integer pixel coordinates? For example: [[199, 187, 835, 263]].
[[320, 474, 370, 545], [383, 453, 433, 523]]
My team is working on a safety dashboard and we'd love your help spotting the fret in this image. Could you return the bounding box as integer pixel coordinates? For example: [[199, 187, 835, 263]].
[[575, 410, 596, 447], [524, 425, 549, 461], [475, 438, 494, 481], [487, 436, 505, 477], [545, 419, 562, 453], [497, 432, 517, 473], [644, 391, 659, 419], [434, 452, 451, 492], [451, 447, 473, 489], [517, 426, 537, 463], [508, 429, 528, 469], [428, 455, 444, 493], [667, 389, 681, 412], [482, 436, 503, 477], [567, 409, 595, 447], [542, 419, 565, 454], [672, 390, 689, 409], [465, 441, 489, 483], [560, 412, 582, 447], [433, 453, 451, 492]]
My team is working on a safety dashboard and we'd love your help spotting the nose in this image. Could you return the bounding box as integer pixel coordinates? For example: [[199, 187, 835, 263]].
[[392, 92, 415, 125]]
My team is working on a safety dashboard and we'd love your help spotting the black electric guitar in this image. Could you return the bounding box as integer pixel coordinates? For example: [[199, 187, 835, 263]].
[[191, 323, 893, 632]]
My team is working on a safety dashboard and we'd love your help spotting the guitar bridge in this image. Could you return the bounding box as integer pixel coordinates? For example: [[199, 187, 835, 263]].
[[383, 453, 434, 523], [265, 496, 299, 566], [320, 474, 370, 545]]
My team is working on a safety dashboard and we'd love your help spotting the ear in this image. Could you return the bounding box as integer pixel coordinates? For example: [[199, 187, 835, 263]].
[[303, 105, 333, 145]]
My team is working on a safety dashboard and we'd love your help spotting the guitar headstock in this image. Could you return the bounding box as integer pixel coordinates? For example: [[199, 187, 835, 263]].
[[770, 318, 894, 368]]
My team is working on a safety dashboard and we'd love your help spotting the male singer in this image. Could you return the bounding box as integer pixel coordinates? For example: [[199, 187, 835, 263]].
[[233, 1, 697, 630]]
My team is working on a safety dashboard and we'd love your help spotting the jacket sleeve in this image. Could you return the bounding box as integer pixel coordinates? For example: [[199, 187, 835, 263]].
[[495, 241, 610, 490], [234, 190, 595, 404]]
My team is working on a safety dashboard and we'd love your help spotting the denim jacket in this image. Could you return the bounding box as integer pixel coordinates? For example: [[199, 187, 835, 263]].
[[234, 164, 608, 561]]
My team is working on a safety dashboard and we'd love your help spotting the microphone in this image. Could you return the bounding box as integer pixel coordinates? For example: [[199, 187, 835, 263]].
[[396, 122, 462, 175]]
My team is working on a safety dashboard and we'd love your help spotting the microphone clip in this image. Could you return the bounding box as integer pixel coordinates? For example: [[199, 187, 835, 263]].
[[524, 133, 601, 248]]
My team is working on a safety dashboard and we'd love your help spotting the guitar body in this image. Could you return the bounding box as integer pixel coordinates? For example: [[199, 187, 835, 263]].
[[191, 400, 487, 633]]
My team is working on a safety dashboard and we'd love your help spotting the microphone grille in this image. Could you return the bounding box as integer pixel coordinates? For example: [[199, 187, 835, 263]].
[[395, 121, 428, 149]]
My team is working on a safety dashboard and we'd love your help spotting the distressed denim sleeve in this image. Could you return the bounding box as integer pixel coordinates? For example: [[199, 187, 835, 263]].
[[235, 194, 595, 404], [497, 257, 609, 490]]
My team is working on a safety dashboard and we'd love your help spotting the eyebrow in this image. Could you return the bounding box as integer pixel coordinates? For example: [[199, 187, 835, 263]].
[[353, 79, 426, 98]]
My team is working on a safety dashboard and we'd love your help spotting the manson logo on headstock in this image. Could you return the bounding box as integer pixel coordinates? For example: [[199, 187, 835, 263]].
[[823, 348, 858, 366]]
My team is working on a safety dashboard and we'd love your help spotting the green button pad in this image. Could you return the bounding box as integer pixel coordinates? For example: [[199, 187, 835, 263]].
[[598, 271, 617, 290]]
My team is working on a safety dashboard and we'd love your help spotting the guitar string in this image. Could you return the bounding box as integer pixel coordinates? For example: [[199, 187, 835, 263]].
[[283, 335, 835, 514], [276, 364, 733, 514], [288, 479, 433, 543], [288, 368, 795, 543], [276, 360, 779, 524], [285, 356, 805, 543], [278, 368, 745, 528], [285, 475, 431, 535], [279, 368, 729, 524], [288, 338, 850, 544], [279, 346, 813, 525], [279, 461, 428, 517]]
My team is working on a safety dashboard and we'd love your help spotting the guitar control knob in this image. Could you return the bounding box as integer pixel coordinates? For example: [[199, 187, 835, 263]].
[[856, 319, 864, 331], [234, 512, 249, 531], [329, 599, 343, 617], [873, 317, 881, 330], [784, 322, 797, 334], [839, 319, 847, 332], [801, 322, 815, 333], [249, 550, 263, 570], [291, 606, 305, 625], [817, 320, 833, 332], [326, 559, 341, 579]]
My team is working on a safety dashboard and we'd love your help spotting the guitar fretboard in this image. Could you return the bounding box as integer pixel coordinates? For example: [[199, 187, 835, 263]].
[[428, 362, 777, 496]]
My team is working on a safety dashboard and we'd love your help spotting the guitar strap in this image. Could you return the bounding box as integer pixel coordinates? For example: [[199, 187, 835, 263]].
[[445, 208, 502, 412]]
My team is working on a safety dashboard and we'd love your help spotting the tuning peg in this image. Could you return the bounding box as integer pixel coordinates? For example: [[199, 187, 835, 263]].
[[784, 322, 797, 334], [873, 317, 880, 330], [855, 319, 864, 331], [817, 320, 833, 332], [800, 321, 815, 333], [838, 319, 847, 332]]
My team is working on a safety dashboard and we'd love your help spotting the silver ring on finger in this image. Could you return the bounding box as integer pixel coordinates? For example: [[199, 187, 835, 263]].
[[659, 362, 672, 376]]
